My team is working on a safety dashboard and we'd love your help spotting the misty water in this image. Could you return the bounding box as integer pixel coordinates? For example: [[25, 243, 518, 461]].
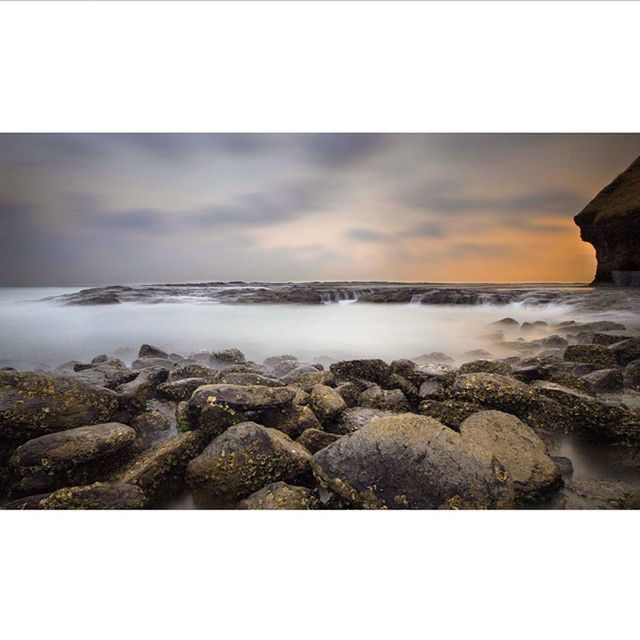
[[2, 286, 640, 507]]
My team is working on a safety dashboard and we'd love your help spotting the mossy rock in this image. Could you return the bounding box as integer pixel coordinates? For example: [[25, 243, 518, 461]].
[[40, 482, 145, 509], [296, 428, 341, 453], [0, 370, 121, 443], [238, 482, 319, 510], [186, 422, 312, 501]]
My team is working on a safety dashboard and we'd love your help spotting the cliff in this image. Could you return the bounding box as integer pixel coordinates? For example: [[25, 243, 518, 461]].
[[574, 155, 640, 285]]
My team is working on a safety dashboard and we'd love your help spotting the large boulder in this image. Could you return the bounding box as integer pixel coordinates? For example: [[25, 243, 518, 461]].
[[258, 404, 322, 439], [573, 154, 640, 284], [116, 367, 169, 414], [312, 413, 514, 509], [459, 411, 561, 500], [329, 359, 392, 387], [581, 368, 624, 393], [73, 359, 137, 389], [449, 373, 538, 415], [623, 359, 640, 390], [609, 338, 640, 366], [219, 372, 283, 387], [114, 431, 207, 506], [0, 371, 120, 443], [138, 344, 170, 359], [358, 385, 411, 412], [8, 423, 136, 496], [40, 482, 145, 510], [157, 377, 212, 402], [238, 482, 319, 510], [459, 360, 514, 376], [186, 422, 312, 501]]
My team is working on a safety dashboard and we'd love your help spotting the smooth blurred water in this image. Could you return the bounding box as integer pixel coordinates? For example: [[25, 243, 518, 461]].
[[0, 286, 598, 370]]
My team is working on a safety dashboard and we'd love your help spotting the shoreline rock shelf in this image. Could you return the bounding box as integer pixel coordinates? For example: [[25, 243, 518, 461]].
[[2, 326, 640, 510]]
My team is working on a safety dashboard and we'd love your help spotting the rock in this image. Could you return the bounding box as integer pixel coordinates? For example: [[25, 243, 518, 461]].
[[389, 359, 432, 386], [592, 332, 636, 346], [278, 364, 322, 383], [609, 337, 640, 366], [574, 154, 640, 284], [309, 384, 347, 424], [387, 373, 420, 403], [529, 335, 569, 350], [157, 377, 212, 402], [296, 428, 341, 453], [116, 367, 169, 413], [39, 482, 145, 509], [168, 363, 219, 382], [91, 354, 109, 364], [130, 410, 172, 452], [219, 372, 283, 387], [332, 407, 390, 435], [493, 317, 519, 327], [412, 352, 455, 365], [329, 359, 392, 387], [551, 456, 574, 479], [550, 478, 640, 509], [358, 385, 411, 412], [581, 368, 624, 393], [0, 493, 50, 510], [418, 378, 445, 400], [312, 413, 514, 509], [258, 404, 322, 439], [284, 370, 334, 390], [459, 411, 561, 500], [463, 349, 494, 360], [334, 381, 362, 407], [0, 370, 120, 443], [238, 482, 319, 510], [263, 355, 298, 368], [548, 372, 592, 394], [564, 344, 617, 368], [132, 357, 173, 370], [532, 380, 640, 443], [459, 360, 514, 376], [417, 399, 482, 430], [8, 423, 136, 496], [114, 431, 207, 506], [210, 348, 246, 366], [623, 359, 640, 390], [138, 344, 169, 359], [186, 422, 312, 501]]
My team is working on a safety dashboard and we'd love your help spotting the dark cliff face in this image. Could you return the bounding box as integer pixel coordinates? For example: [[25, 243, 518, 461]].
[[574, 155, 640, 285]]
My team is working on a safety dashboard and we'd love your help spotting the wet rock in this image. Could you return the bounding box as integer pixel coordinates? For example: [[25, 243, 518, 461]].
[[186, 422, 312, 501], [550, 478, 640, 509], [334, 381, 362, 407], [114, 431, 207, 506], [623, 360, 640, 390], [168, 363, 220, 382], [8, 423, 136, 496], [459, 411, 561, 501], [296, 428, 341, 454], [459, 360, 514, 376], [359, 385, 411, 412], [132, 357, 173, 370], [532, 380, 640, 443], [157, 377, 212, 402], [493, 317, 519, 327], [417, 399, 482, 430], [0, 370, 120, 443], [581, 368, 624, 393], [258, 404, 322, 439], [418, 378, 445, 400], [564, 344, 617, 368], [551, 456, 573, 479], [329, 359, 392, 387], [609, 338, 640, 367], [312, 413, 514, 509], [116, 367, 169, 413], [40, 482, 145, 510], [219, 372, 283, 387], [210, 348, 246, 366], [138, 344, 169, 359], [238, 482, 319, 510], [130, 410, 172, 452], [308, 384, 347, 424]]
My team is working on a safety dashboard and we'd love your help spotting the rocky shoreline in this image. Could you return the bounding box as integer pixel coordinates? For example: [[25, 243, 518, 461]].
[[47, 281, 640, 311], [2, 317, 640, 510]]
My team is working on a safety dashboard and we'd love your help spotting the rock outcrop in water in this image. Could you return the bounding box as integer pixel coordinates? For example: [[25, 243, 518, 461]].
[[575, 155, 640, 285]]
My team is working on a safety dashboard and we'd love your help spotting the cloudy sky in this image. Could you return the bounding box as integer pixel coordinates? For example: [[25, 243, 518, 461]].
[[1, 133, 639, 286]]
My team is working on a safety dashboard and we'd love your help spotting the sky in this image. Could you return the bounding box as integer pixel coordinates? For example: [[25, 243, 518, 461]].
[[1, 133, 639, 286]]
